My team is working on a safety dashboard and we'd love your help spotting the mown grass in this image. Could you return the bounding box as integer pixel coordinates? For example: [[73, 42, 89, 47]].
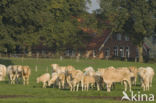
[[0, 57, 155, 103]]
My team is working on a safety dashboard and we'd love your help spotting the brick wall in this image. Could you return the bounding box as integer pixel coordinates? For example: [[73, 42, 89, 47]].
[[101, 34, 137, 59]]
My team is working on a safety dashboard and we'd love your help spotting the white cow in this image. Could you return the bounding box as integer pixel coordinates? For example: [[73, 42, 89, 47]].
[[0, 64, 7, 81], [138, 67, 155, 91]]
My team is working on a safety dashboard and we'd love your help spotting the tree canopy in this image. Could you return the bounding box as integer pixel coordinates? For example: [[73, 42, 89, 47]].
[[0, 0, 91, 54]]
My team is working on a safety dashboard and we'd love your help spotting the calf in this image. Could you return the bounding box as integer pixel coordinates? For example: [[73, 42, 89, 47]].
[[36, 73, 50, 88]]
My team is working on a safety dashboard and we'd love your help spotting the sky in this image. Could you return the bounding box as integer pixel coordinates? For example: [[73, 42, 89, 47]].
[[86, 0, 100, 13]]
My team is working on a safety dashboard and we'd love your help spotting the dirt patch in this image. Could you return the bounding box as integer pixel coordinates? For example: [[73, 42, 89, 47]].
[[0, 95, 33, 99], [76, 96, 121, 101]]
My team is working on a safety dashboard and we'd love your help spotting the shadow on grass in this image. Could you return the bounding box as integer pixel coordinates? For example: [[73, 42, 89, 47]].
[[0, 58, 13, 66], [0, 80, 9, 84]]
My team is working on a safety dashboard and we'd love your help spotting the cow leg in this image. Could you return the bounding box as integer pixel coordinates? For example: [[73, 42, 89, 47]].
[[127, 80, 131, 92], [149, 76, 153, 87], [73, 82, 76, 91], [62, 80, 65, 89], [58, 81, 61, 89], [76, 83, 79, 91], [23, 77, 26, 85], [124, 81, 127, 91], [27, 77, 29, 85], [97, 83, 100, 91], [87, 83, 89, 91], [107, 82, 112, 92], [43, 82, 46, 88], [81, 80, 84, 91], [13, 75, 16, 84]]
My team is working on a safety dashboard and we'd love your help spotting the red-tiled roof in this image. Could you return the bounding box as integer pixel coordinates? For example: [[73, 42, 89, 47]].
[[87, 30, 111, 49]]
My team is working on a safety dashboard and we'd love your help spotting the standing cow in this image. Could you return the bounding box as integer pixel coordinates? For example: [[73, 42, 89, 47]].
[[0, 64, 7, 81]]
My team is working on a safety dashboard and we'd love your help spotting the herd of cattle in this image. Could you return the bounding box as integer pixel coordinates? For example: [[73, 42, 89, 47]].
[[0, 64, 155, 92], [0, 64, 31, 85]]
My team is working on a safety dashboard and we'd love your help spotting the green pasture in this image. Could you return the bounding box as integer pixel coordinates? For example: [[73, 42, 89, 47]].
[[0, 58, 155, 103]]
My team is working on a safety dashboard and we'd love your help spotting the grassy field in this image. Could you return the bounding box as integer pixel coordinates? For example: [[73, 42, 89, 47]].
[[0, 57, 155, 103]]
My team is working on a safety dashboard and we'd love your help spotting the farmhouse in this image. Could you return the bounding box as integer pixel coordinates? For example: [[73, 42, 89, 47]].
[[86, 30, 149, 60]]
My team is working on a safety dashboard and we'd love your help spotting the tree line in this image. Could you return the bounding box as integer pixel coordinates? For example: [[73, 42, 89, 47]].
[[0, 0, 155, 62]]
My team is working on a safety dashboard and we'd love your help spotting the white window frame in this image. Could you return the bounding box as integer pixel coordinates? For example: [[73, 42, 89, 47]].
[[105, 48, 110, 57], [119, 47, 124, 57], [113, 46, 118, 56], [125, 47, 130, 58]]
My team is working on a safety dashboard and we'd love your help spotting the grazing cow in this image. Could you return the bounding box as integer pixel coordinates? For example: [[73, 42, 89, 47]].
[[36, 73, 50, 88]]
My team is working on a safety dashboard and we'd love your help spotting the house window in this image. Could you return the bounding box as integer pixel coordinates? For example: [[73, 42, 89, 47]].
[[65, 49, 75, 57], [113, 46, 118, 56], [117, 33, 121, 41], [125, 36, 129, 41], [66, 49, 70, 56], [119, 47, 124, 57], [125, 47, 130, 58], [105, 48, 110, 56], [71, 50, 75, 57], [112, 34, 116, 40]]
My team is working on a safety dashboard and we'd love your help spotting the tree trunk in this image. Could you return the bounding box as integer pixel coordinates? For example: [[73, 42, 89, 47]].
[[137, 44, 143, 63]]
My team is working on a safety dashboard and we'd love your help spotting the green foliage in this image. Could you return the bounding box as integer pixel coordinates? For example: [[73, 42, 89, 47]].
[[98, 0, 129, 32], [99, 0, 155, 44], [0, 0, 91, 53]]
